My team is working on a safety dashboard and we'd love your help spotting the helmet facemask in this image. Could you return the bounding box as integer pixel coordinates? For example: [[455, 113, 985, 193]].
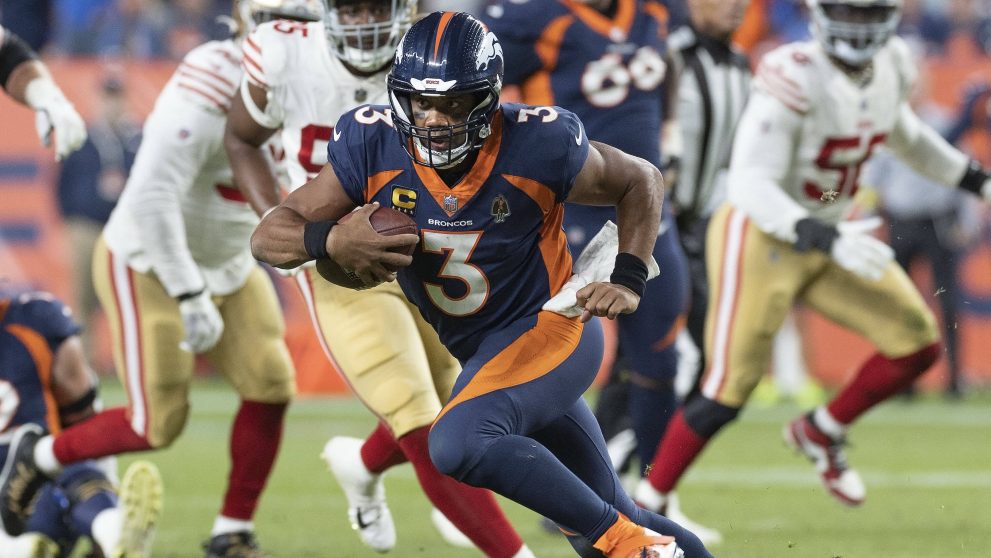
[[809, 0, 901, 67], [389, 88, 499, 168], [324, 0, 416, 72]]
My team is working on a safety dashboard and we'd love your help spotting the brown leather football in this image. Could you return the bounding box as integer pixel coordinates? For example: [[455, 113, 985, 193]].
[[314, 206, 418, 290]]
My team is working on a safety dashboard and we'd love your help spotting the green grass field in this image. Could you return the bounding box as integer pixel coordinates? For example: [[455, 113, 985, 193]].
[[100, 379, 991, 558]]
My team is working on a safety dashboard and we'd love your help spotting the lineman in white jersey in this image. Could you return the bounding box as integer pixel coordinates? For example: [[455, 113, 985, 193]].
[[636, 0, 991, 519], [225, 2, 535, 557], [0, 3, 322, 558]]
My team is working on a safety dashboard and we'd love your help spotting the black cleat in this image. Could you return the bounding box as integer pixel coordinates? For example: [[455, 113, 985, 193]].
[[0, 424, 50, 535], [203, 531, 270, 558]]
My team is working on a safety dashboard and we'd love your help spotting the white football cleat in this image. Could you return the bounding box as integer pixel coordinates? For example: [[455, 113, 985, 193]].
[[322, 437, 395, 553], [634, 482, 722, 546], [784, 415, 865, 506], [430, 508, 474, 548], [113, 460, 163, 558], [0, 530, 59, 558]]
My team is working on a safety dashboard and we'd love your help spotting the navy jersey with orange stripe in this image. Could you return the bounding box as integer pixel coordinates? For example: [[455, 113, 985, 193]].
[[328, 103, 589, 361], [0, 293, 79, 436], [483, 0, 669, 168]]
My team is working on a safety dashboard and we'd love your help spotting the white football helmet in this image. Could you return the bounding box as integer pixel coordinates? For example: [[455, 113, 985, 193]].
[[807, 0, 902, 67], [238, 0, 323, 34], [323, 0, 417, 72]]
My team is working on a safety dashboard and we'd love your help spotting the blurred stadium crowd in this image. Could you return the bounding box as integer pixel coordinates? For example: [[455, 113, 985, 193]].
[[3, 0, 991, 59]]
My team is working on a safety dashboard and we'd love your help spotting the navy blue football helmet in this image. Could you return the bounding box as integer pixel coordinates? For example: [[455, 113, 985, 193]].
[[387, 11, 503, 168]]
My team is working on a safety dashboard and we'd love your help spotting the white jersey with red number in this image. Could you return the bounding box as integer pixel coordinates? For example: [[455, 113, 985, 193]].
[[242, 19, 389, 190], [104, 39, 286, 297], [727, 36, 969, 241]]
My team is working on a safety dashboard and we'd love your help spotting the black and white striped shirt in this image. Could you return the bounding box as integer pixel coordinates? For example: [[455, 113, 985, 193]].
[[668, 26, 751, 225]]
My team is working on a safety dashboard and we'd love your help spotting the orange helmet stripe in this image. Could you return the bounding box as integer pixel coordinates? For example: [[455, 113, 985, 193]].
[[433, 12, 455, 62]]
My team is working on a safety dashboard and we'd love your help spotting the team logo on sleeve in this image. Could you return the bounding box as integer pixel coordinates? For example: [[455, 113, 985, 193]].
[[490, 194, 511, 223], [443, 194, 459, 213], [392, 186, 418, 216]]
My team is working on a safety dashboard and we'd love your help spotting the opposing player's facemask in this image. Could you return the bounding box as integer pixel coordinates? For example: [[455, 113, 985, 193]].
[[236, 0, 323, 35], [808, 0, 901, 67], [324, 0, 416, 72], [387, 12, 504, 169]]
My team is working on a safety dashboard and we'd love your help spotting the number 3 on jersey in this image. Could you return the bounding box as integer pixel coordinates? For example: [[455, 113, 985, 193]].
[[421, 230, 489, 316]]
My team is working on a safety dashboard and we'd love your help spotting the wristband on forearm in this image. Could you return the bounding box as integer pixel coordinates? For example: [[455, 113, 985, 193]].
[[175, 288, 205, 302], [793, 217, 838, 253], [958, 160, 988, 195], [303, 220, 336, 260], [610, 252, 649, 298]]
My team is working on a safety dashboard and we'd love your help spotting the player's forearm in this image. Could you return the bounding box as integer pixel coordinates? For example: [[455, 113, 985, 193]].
[[889, 104, 969, 188], [129, 183, 205, 296], [616, 159, 665, 262], [225, 130, 281, 217], [3, 60, 44, 104], [250, 206, 312, 269]]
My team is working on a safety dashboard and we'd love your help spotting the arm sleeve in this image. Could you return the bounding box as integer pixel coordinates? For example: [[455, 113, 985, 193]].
[[887, 102, 970, 188], [726, 89, 810, 242], [326, 108, 369, 206], [122, 91, 219, 296], [0, 26, 38, 89]]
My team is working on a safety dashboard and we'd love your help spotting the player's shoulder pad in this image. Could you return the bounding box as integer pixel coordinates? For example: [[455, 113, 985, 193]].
[[483, 0, 570, 39], [243, 20, 322, 88], [883, 35, 917, 101], [502, 103, 585, 168], [181, 39, 242, 84], [172, 39, 242, 113], [335, 104, 395, 143], [12, 292, 80, 340], [753, 41, 818, 114]]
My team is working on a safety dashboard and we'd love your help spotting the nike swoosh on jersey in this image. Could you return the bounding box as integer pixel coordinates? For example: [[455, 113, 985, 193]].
[[333, 128, 342, 142], [575, 124, 583, 145]]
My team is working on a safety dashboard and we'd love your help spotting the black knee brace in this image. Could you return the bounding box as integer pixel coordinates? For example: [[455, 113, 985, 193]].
[[682, 397, 740, 438]]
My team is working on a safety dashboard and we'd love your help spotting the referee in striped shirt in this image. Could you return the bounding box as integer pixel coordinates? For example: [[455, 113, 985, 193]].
[[664, 0, 752, 396]]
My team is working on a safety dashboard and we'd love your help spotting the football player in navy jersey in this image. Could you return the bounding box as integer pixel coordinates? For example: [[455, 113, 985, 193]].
[[0, 291, 161, 557], [482, 0, 691, 489], [251, 11, 711, 558]]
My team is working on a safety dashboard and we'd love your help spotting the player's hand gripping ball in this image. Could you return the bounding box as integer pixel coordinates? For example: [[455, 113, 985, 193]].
[[315, 205, 418, 290]]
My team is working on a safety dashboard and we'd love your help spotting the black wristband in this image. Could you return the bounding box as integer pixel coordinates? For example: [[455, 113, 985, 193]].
[[793, 217, 838, 253], [610, 252, 649, 299], [958, 160, 988, 195], [0, 32, 38, 90], [303, 220, 337, 260], [58, 387, 98, 416], [175, 288, 205, 302]]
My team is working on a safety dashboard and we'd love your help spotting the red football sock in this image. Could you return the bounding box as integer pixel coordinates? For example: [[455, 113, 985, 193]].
[[53, 407, 153, 464], [646, 410, 708, 494], [360, 422, 407, 474], [398, 426, 524, 558], [827, 343, 940, 425], [221, 400, 288, 520]]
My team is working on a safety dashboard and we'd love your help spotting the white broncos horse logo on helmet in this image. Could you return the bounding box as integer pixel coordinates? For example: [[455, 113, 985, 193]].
[[475, 31, 503, 71]]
